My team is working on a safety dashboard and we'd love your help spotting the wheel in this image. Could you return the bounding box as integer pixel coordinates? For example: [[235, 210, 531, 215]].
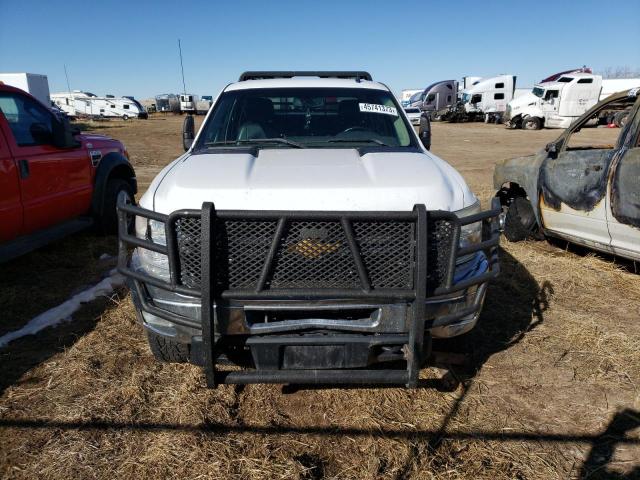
[[122, 114, 129, 121], [522, 117, 541, 130], [97, 178, 134, 234], [147, 331, 190, 363], [503, 197, 540, 242]]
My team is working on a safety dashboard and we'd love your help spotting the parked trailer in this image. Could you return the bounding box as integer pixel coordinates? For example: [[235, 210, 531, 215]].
[[505, 73, 640, 129], [155, 93, 180, 113], [51, 91, 146, 119], [196, 95, 213, 114], [179, 93, 199, 113], [0, 73, 51, 107]]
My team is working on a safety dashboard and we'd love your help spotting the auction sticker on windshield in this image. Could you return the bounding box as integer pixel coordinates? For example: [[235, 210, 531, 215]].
[[359, 103, 398, 116]]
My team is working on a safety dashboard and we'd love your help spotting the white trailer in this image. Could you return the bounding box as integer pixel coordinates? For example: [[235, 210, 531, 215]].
[[179, 93, 199, 113], [505, 73, 640, 129], [0, 73, 50, 106], [51, 91, 146, 119]]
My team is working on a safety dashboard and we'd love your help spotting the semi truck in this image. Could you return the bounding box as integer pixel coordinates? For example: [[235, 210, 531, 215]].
[[505, 73, 640, 130], [440, 75, 517, 123], [400, 89, 423, 107], [418, 80, 459, 119]]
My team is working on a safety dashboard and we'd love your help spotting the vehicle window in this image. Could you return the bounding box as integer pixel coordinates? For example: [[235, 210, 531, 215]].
[[544, 90, 559, 100], [471, 94, 482, 104], [447, 95, 452, 102], [494, 93, 505, 100], [196, 87, 416, 149], [0, 92, 54, 146], [425, 93, 436, 103], [564, 98, 635, 151], [558, 77, 573, 83], [495, 82, 504, 88], [446, 84, 453, 90], [123, 104, 130, 109], [577, 78, 593, 84]]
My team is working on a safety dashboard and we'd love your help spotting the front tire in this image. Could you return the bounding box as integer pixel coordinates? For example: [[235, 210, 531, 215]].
[[504, 197, 540, 242], [97, 178, 134, 234], [147, 331, 190, 363], [522, 117, 542, 130]]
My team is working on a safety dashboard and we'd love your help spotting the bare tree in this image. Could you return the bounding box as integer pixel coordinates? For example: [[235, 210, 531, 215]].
[[598, 66, 640, 78]]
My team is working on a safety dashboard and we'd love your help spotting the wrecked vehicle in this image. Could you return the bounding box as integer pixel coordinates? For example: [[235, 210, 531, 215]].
[[117, 71, 500, 388], [494, 88, 640, 261]]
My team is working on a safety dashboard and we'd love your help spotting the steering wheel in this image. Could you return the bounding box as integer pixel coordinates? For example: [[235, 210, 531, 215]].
[[338, 126, 369, 135]]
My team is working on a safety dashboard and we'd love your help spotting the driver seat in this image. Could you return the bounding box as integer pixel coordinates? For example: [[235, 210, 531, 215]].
[[337, 99, 363, 132], [237, 97, 275, 140]]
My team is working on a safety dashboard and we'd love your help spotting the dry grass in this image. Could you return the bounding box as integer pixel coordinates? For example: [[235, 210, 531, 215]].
[[1, 119, 639, 479]]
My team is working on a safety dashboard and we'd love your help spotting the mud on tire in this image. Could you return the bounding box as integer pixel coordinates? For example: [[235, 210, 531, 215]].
[[146, 331, 190, 363]]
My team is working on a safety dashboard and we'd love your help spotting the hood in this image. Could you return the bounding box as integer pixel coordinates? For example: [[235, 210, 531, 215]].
[[78, 133, 123, 150], [508, 92, 539, 111], [147, 148, 471, 214]]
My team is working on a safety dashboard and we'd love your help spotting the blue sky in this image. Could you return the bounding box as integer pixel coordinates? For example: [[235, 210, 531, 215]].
[[1, 0, 639, 99]]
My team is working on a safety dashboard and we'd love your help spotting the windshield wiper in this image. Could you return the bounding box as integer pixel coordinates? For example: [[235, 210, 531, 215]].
[[323, 138, 391, 147], [203, 138, 305, 149]]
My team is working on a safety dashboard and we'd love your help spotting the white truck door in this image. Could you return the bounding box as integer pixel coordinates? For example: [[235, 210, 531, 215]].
[[607, 104, 640, 259], [541, 89, 559, 117]]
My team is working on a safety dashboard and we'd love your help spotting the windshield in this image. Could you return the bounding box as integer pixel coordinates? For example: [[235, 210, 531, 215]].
[[195, 87, 416, 150], [533, 87, 545, 98], [408, 90, 425, 103], [462, 93, 470, 103]]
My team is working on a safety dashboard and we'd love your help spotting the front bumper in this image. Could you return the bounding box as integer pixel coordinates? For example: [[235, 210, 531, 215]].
[[118, 200, 501, 387]]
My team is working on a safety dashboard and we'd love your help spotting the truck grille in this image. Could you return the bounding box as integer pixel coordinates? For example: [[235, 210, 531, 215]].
[[173, 217, 430, 291]]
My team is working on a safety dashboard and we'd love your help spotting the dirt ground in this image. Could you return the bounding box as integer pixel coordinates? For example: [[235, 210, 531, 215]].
[[1, 115, 639, 479]]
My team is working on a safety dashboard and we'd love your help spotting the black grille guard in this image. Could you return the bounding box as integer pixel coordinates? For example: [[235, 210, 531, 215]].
[[117, 199, 501, 387]]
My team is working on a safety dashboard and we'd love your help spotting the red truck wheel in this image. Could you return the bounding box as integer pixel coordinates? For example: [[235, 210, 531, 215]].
[[98, 178, 134, 234]]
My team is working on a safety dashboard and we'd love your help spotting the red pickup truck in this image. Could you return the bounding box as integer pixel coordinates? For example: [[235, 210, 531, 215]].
[[0, 83, 136, 261]]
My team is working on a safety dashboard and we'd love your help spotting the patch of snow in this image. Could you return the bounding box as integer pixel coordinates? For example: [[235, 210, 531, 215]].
[[0, 269, 125, 349]]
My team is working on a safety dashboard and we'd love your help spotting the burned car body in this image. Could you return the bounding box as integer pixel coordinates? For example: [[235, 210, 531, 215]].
[[494, 88, 640, 261]]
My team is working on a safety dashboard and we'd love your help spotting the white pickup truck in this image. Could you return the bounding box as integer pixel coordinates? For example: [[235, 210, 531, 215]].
[[117, 71, 500, 388]]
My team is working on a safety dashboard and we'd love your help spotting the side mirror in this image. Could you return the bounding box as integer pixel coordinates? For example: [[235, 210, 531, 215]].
[[419, 116, 431, 150], [52, 116, 79, 149], [545, 142, 558, 159], [183, 115, 195, 151]]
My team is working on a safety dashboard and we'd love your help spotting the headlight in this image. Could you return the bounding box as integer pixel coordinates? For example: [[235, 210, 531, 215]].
[[134, 216, 169, 280], [454, 200, 482, 264]]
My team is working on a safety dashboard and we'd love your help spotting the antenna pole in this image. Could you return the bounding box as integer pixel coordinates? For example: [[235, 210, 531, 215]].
[[64, 64, 71, 93], [178, 39, 187, 96]]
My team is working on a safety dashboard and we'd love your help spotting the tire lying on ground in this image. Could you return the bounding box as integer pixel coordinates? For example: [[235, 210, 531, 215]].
[[147, 331, 190, 363], [504, 197, 541, 242]]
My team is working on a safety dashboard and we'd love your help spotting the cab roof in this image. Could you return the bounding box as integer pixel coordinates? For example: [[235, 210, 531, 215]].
[[227, 71, 389, 92]]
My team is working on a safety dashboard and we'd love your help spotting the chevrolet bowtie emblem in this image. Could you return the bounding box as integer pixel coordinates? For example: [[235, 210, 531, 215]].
[[289, 238, 341, 259]]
